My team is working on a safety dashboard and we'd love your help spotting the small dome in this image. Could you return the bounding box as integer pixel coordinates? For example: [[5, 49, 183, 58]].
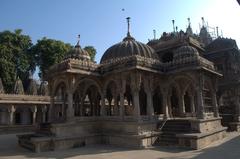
[[13, 78, 24, 94], [206, 37, 238, 52], [100, 35, 158, 64], [174, 45, 199, 60], [0, 78, 4, 94], [64, 40, 90, 61], [26, 79, 38, 95], [38, 81, 49, 96]]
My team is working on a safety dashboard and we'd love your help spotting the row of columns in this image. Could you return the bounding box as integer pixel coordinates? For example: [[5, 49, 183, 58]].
[[60, 74, 220, 122], [1, 105, 48, 125]]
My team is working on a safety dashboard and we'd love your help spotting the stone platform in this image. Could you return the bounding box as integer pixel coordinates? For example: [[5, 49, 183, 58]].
[[17, 117, 227, 152], [18, 119, 160, 152]]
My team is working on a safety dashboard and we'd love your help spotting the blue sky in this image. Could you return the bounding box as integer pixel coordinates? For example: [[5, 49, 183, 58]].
[[1, 0, 240, 76]]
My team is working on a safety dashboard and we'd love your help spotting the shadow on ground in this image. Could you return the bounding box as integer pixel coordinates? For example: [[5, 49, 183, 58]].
[[0, 133, 239, 159]]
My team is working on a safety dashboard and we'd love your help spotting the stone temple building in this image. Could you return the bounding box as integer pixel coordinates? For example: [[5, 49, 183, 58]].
[[1, 17, 240, 152], [0, 77, 49, 133]]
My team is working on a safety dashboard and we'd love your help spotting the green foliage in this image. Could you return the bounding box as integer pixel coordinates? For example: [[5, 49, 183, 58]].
[[31, 38, 72, 78], [84, 46, 96, 62], [0, 29, 97, 92], [0, 29, 33, 92]]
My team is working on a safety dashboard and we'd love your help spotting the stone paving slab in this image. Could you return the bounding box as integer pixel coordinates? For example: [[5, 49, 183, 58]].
[[0, 132, 239, 159]]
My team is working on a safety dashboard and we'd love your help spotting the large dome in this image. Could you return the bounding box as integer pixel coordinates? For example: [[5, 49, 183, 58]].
[[100, 35, 157, 64]]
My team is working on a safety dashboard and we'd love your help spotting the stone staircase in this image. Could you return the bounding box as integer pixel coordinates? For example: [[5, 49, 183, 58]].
[[154, 119, 192, 146], [36, 123, 54, 136], [18, 123, 55, 151]]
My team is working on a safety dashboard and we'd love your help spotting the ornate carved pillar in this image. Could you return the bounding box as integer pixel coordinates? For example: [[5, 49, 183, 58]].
[[120, 93, 124, 118], [179, 94, 185, 117], [119, 78, 126, 119], [147, 91, 154, 116], [145, 78, 154, 118], [131, 73, 141, 120], [212, 93, 219, 117], [133, 90, 140, 118], [100, 91, 106, 116], [31, 106, 37, 125], [197, 73, 205, 119], [48, 96, 54, 122], [66, 76, 75, 121], [113, 95, 118, 116], [80, 95, 84, 116], [190, 95, 195, 114], [8, 105, 15, 125], [42, 105, 47, 123], [67, 91, 74, 120], [162, 90, 169, 119]]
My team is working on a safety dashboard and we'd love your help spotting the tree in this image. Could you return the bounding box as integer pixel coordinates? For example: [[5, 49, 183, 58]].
[[31, 38, 72, 79], [84, 46, 96, 62], [0, 29, 33, 92]]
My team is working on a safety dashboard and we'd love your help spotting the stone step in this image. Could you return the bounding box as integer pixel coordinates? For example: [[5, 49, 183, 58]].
[[162, 128, 190, 132], [154, 137, 178, 146], [159, 136, 178, 142]]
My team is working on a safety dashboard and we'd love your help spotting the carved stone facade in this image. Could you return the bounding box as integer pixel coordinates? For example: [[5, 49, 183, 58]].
[[16, 19, 236, 152], [0, 17, 237, 153], [204, 37, 240, 131], [0, 78, 50, 133]]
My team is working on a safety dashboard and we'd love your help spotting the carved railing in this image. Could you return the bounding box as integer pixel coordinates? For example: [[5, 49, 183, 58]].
[[0, 94, 50, 103], [47, 52, 216, 76], [48, 59, 99, 75], [163, 55, 215, 72]]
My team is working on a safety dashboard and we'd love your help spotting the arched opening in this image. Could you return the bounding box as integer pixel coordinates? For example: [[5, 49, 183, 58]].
[[0, 108, 8, 125], [53, 82, 67, 122], [153, 87, 163, 115], [15, 107, 32, 125], [73, 80, 101, 117], [82, 85, 101, 116], [139, 83, 147, 115], [15, 111, 21, 124], [124, 84, 133, 116], [161, 52, 173, 63], [105, 81, 118, 116]]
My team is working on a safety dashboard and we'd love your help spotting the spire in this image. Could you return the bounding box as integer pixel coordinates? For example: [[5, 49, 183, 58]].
[[38, 81, 49, 96], [216, 26, 219, 37], [186, 17, 193, 35], [172, 20, 175, 32], [187, 17, 191, 27], [13, 77, 24, 94], [27, 79, 37, 95], [126, 17, 131, 37], [201, 17, 205, 28], [123, 17, 135, 41], [153, 29, 156, 40]]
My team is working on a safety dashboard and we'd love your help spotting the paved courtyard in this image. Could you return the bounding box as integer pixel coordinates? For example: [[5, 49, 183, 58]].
[[0, 132, 239, 159]]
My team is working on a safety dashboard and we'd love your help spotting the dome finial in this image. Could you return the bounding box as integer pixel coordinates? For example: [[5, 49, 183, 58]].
[[188, 17, 191, 27], [172, 20, 175, 32], [201, 17, 205, 27], [75, 34, 81, 48], [123, 17, 135, 41], [153, 29, 156, 40], [76, 34, 80, 46], [126, 17, 131, 37]]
